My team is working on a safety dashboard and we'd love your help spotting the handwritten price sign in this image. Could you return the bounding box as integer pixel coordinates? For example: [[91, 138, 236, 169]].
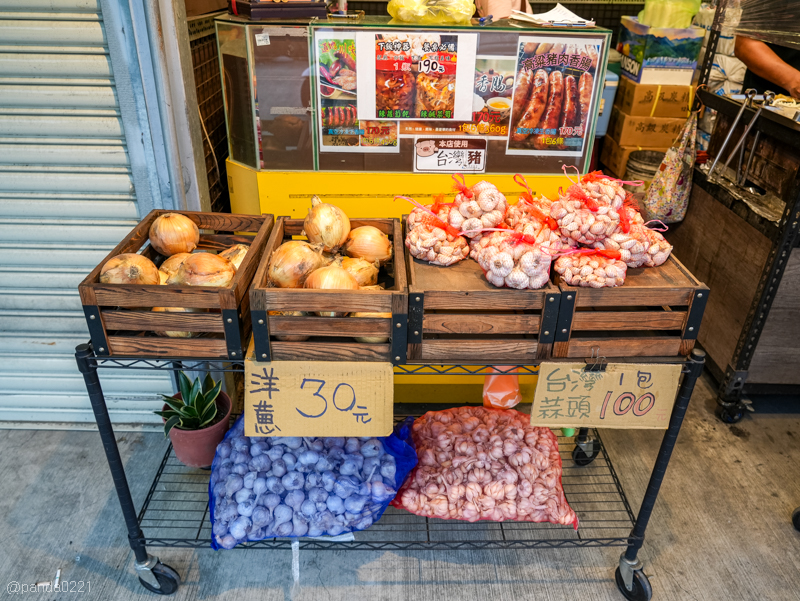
[[531, 363, 682, 429], [244, 360, 394, 437]]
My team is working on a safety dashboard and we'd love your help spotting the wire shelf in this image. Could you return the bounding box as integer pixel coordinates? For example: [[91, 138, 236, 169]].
[[136, 429, 638, 550]]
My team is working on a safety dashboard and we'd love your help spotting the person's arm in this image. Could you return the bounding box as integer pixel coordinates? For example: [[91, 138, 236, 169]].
[[735, 36, 800, 98]]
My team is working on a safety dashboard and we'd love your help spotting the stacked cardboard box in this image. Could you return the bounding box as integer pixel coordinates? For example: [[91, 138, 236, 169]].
[[601, 77, 692, 177]]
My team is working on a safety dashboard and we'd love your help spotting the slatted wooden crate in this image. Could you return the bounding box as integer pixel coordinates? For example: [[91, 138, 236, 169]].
[[78, 210, 274, 359], [406, 251, 560, 364], [553, 255, 709, 358], [250, 217, 408, 364]]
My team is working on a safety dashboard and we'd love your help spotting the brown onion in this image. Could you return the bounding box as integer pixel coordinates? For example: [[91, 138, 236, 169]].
[[166, 253, 235, 287], [343, 226, 393, 265], [219, 244, 249, 271], [268, 241, 324, 288], [159, 252, 192, 280], [149, 213, 199, 256], [303, 196, 350, 252], [268, 310, 310, 342], [152, 306, 204, 338], [100, 253, 160, 285], [351, 312, 391, 343], [304, 265, 359, 317], [159, 271, 168, 285], [341, 257, 379, 287]]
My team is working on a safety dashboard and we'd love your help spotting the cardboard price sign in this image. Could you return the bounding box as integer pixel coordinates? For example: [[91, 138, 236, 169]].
[[531, 363, 682, 429], [244, 360, 394, 437]]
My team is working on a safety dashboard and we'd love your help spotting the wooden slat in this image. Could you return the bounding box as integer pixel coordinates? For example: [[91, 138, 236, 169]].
[[571, 311, 686, 331], [102, 310, 224, 332], [423, 313, 540, 335], [107, 336, 228, 357], [94, 285, 222, 309], [566, 337, 682, 358], [269, 316, 391, 337], [391, 219, 408, 291], [259, 289, 393, 313], [419, 340, 538, 363], [423, 290, 546, 310], [230, 214, 273, 307], [271, 341, 390, 361], [250, 217, 285, 308]]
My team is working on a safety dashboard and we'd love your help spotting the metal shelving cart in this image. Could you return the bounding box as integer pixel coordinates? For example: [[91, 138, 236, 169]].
[[75, 343, 705, 601]]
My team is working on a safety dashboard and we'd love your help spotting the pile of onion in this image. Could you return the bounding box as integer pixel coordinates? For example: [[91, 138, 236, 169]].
[[149, 213, 199, 256], [166, 253, 236, 287], [341, 257, 379, 287], [304, 196, 350, 252], [304, 265, 359, 317], [100, 254, 160, 285], [151, 306, 205, 338], [351, 312, 391, 343], [219, 244, 248, 270], [343, 226, 393, 265], [159, 252, 192, 280], [268, 241, 324, 288]]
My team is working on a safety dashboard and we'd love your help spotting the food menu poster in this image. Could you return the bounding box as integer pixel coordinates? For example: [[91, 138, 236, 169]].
[[507, 36, 601, 157], [314, 31, 399, 153], [356, 32, 478, 122], [399, 56, 517, 140]]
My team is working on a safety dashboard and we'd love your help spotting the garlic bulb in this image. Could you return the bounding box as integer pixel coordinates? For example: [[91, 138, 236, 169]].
[[152, 306, 204, 338], [341, 257, 379, 287], [268, 241, 324, 288], [149, 213, 199, 256], [343, 226, 393, 265], [219, 244, 249, 271], [268, 310, 310, 342], [166, 253, 235, 287], [351, 312, 391, 343], [159, 252, 192, 280], [304, 265, 359, 317], [100, 253, 160, 285], [303, 196, 350, 252]]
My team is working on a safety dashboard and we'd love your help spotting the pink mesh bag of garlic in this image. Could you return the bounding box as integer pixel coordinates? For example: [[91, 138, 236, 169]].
[[392, 406, 578, 529]]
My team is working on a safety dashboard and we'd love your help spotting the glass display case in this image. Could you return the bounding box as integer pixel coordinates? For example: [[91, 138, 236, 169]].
[[216, 15, 611, 175]]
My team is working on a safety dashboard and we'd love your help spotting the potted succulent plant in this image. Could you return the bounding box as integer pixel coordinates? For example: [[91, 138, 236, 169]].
[[155, 372, 232, 468]]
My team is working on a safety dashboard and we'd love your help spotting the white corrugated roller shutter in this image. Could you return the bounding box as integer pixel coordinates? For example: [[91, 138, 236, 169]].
[[0, 0, 171, 426]]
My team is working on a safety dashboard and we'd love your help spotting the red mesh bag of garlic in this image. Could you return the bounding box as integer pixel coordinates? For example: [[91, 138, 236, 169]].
[[505, 175, 577, 252], [472, 230, 553, 289], [591, 203, 673, 268], [403, 198, 470, 267], [392, 406, 578, 529], [553, 249, 627, 288], [550, 172, 627, 245], [447, 175, 508, 237]]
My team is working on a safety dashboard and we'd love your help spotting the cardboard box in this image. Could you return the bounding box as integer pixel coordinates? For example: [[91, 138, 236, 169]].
[[608, 106, 685, 148], [617, 16, 704, 85], [615, 77, 694, 119], [600, 135, 669, 179]]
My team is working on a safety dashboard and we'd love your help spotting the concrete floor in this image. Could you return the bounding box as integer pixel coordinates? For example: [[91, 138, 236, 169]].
[[1, 373, 799, 601]]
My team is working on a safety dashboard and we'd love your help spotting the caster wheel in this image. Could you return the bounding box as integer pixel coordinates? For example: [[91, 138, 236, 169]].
[[792, 507, 800, 532], [716, 405, 744, 424], [138, 562, 180, 595], [615, 567, 652, 601], [572, 442, 597, 466]]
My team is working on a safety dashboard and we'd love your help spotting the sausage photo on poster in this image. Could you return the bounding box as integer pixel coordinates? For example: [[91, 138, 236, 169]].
[[507, 38, 599, 154]]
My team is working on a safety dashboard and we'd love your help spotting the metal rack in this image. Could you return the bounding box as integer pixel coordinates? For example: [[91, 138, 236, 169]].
[[75, 342, 705, 600]]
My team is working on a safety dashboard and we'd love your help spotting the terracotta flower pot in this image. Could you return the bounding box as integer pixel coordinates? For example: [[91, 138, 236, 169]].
[[163, 391, 232, 469]]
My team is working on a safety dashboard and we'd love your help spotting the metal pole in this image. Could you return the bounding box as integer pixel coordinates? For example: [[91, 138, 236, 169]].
[[624, 349, 705, 561], [75, 343, 149, 564]]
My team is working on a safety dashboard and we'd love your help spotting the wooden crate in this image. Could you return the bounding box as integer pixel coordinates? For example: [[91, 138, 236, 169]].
[[250, 217, 408, 364], [78, 210, 274, 359], [553, 255, 709, 359], [406, 254, 561, 365]]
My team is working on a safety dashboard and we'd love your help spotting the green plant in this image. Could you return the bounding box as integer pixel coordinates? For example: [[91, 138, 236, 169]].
[[155, 372, 222, 437]]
